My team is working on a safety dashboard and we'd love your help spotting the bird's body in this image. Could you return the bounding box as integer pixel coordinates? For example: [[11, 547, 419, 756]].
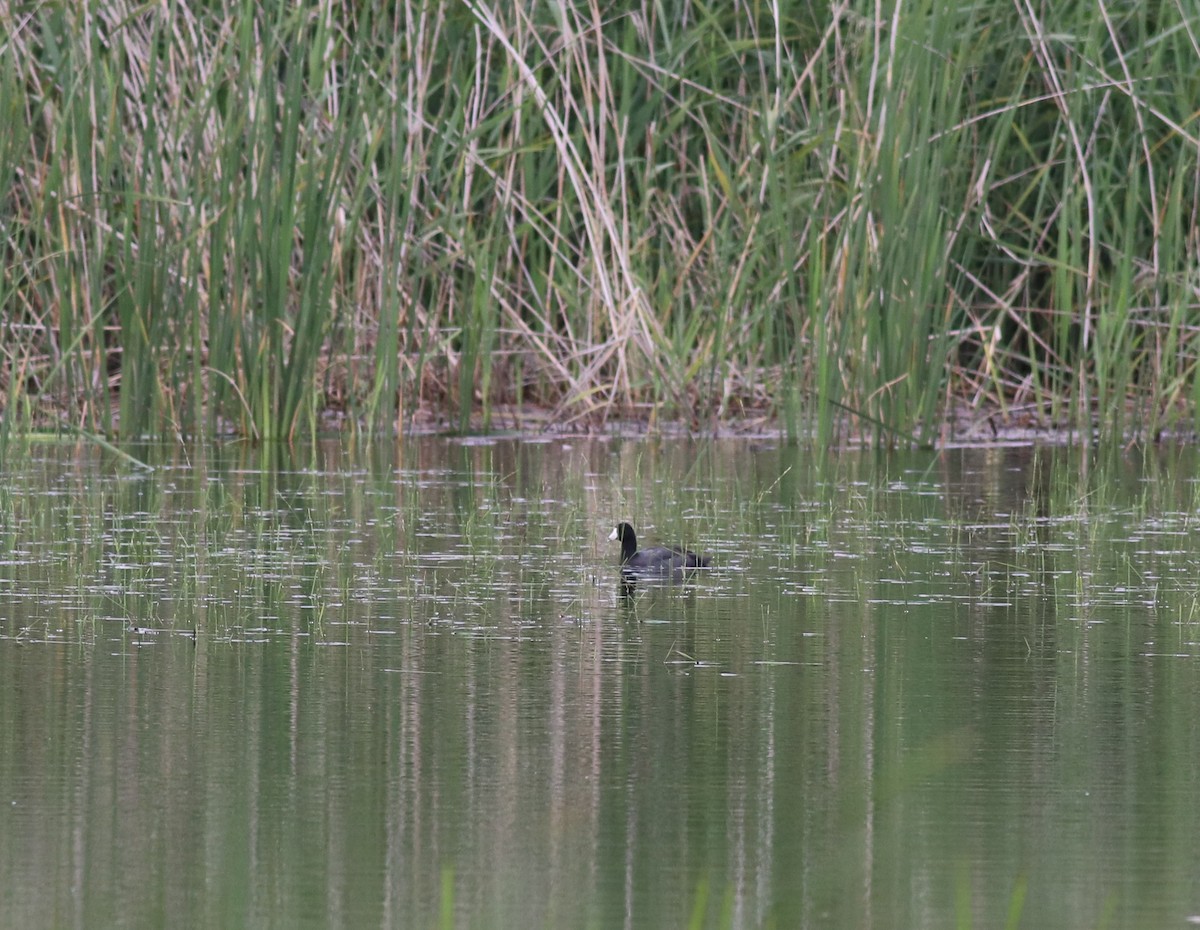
[[608, 523, 710, 573]]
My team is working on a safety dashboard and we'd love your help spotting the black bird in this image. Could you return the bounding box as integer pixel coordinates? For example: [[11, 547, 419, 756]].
[[608, 522, 710, 573]]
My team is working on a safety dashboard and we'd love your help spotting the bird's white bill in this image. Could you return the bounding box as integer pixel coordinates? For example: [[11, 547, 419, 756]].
[[607, 527, 618, 541]]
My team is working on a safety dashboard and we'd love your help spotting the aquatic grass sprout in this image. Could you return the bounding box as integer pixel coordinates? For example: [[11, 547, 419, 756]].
[[2, 0, 1199, 445]]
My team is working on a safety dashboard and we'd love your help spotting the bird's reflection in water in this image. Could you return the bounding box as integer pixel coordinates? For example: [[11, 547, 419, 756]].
[[617, 564, 708, 606]]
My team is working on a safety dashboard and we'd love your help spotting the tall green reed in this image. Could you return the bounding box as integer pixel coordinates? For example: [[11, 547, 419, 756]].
[[4, 0, 1200, 444]]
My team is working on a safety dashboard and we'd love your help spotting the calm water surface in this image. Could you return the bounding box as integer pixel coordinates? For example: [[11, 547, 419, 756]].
[[3, 438, 1200, 929]]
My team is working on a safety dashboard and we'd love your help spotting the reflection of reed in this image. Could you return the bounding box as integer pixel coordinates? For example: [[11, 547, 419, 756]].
[[7, 439, 1194, 928]]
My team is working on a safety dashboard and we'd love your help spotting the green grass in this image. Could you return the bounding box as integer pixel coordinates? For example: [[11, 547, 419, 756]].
[[2, 0, 1199, 446]]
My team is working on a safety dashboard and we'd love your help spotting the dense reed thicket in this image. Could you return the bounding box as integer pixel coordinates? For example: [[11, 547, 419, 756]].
[[2, 0, 1199, 445]]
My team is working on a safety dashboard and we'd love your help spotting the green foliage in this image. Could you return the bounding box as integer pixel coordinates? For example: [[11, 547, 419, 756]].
[[2, 0, 1199, 444]]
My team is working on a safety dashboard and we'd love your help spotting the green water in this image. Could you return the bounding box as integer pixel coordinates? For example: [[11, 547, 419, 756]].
[[2, 439, 1200, 929]]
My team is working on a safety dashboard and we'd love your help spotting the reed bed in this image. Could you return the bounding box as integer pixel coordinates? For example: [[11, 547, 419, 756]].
[[2, 0, 1199, 446]]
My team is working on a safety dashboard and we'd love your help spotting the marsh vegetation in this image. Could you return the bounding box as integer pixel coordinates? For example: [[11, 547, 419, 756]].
[[3, 0, 1200, 445]]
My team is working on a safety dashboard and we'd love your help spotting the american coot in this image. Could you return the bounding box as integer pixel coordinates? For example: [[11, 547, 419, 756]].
[[608, 523, 710, 572]]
